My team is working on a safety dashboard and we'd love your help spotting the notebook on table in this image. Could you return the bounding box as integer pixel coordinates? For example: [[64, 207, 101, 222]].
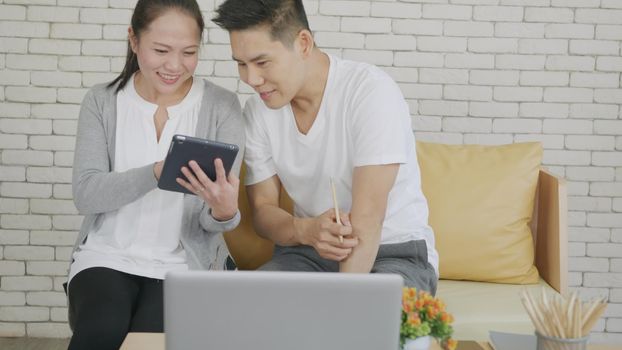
[[164, 270, 403, 350]]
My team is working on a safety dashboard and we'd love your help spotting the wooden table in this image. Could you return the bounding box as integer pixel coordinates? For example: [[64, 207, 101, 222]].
[[120, 332, 621, 350], [119, 333, 464, 350], [120, 333, 164, 350]]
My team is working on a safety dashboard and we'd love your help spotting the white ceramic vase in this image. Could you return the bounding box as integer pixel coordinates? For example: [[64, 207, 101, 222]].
[[403, 335, 432, 350]]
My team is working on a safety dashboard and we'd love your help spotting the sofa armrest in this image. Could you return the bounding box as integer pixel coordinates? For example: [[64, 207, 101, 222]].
[[532, 168, 568, 295], [223, 165, 274, 270], [224, 164, 293, 270]]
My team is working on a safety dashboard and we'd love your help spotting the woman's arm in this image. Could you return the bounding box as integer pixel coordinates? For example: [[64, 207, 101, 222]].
[[72, 88, 158, 215], [197, 95, 245, 233]]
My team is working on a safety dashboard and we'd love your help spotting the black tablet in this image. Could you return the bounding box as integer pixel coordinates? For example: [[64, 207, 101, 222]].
[[157, 134, 239, 195]]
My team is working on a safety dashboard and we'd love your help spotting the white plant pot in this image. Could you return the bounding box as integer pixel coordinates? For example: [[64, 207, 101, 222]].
[[403, 335, 432, 350]]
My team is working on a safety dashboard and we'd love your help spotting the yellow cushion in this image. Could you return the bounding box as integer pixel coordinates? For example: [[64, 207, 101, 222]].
[[223, 164, 273, 270], [436, 278, 555, 340], [223, 164, 293, 270], [416, 142, 542, 284]]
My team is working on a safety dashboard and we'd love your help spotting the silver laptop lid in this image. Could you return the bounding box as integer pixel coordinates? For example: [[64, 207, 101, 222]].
[[164, 271, 403, 350]]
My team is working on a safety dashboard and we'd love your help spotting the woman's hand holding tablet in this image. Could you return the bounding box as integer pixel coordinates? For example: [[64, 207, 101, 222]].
[[178, 159, 240, 221], [157, 134, 240, 220]]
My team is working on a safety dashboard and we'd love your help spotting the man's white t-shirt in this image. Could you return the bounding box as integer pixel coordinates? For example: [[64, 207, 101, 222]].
[[243, 54, 439, 274]]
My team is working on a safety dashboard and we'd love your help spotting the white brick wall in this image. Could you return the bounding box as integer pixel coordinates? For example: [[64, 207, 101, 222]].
[[0, 0, 620, 343]]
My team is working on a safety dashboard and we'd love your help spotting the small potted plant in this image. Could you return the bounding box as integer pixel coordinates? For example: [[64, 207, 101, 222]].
[[400, 287, 457, 350]]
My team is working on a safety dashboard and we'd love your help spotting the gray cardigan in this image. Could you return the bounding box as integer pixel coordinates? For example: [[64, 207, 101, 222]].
[[70, 79, 245, 277]]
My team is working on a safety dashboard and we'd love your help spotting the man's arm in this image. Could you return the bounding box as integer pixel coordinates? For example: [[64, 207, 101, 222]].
[[340, 163, 399, 273], [247, 175, 298, 245], [247, 175, 357, 260]]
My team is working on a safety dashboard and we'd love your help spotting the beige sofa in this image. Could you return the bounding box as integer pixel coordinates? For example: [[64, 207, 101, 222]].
[[224, 143, 567, 341], [435, 168, 567, 340]]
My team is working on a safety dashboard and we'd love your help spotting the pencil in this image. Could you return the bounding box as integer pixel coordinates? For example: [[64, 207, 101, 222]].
[[329, 177, 344, 244]]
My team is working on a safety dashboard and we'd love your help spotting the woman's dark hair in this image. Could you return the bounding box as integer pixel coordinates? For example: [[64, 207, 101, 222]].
[[108, 0, 205, 92], [213, 0, 310, 47]]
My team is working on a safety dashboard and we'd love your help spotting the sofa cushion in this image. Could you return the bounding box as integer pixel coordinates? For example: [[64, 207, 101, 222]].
[[436, 278, 554, 340], [223, 164, 274, 270], [224, 164, 296, 270], [416, 142, 542, 284]]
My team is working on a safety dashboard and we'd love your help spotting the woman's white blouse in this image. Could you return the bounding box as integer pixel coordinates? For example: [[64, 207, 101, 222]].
[[69, 75, 204, 283]]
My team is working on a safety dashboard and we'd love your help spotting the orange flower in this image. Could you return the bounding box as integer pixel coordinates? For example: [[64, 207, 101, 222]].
[[407, 313, 421, 326], [427, 307, 439, 319], [403, 303, 412, 313], [400, 286, 455, 349]]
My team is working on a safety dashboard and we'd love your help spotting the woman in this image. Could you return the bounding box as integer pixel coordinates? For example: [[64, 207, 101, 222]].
[[66, 1, 244, 349]]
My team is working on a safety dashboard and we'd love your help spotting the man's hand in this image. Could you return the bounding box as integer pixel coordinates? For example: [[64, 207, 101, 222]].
[[177, 159, 240, 221], [295, 209, 359, 261]]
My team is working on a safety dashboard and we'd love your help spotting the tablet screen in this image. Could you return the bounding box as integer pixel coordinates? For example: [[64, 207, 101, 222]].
[[157, 134, 239, 195]]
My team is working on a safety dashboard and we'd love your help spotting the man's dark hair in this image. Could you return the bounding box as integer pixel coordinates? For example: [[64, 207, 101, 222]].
[[213, 0, 311, 46]]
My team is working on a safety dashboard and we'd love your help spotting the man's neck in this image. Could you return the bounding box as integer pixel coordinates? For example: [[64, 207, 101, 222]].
[[290, 50, 330, 135]]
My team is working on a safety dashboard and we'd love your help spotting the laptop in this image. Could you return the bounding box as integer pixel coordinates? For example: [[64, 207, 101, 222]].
[[164, 270, 403, 350]]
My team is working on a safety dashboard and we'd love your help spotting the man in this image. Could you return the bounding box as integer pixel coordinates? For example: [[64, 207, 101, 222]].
[[213, 0, 438, 292]]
